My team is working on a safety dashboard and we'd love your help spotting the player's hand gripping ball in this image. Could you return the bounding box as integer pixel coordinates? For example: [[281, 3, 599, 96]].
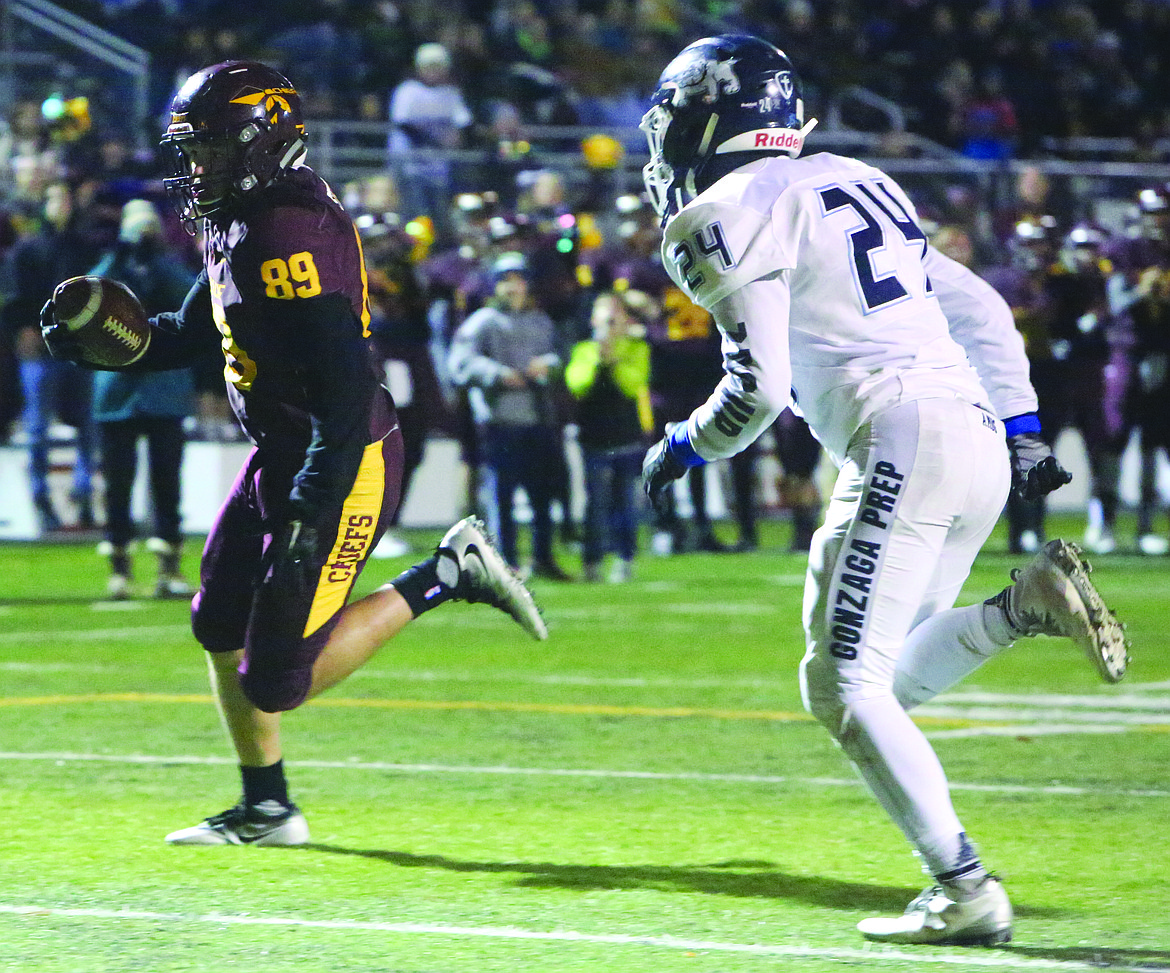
[[42, 275, 150, 368]]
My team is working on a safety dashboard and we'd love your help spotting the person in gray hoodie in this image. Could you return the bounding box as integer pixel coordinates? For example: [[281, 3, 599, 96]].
[[447, 251, 572, 579]]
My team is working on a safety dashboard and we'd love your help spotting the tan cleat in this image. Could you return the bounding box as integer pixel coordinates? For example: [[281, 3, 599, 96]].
[[858, 878, 1013, 946], [1002, 539, 1129, 682], [437, 517, 548, 640]]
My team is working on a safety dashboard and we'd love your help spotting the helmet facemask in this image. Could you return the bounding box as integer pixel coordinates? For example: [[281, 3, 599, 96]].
[[638, 103, 679, 228], [162, 130, 243, 224]]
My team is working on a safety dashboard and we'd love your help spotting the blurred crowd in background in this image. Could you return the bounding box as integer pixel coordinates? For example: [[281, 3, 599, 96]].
[[6, 0, 1170, 156], [1, 0, 1168, 583]]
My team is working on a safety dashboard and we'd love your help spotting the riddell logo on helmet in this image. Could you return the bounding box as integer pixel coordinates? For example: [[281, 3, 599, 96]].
[[715, 128, 805, 154], [754, 131, 800, 148]]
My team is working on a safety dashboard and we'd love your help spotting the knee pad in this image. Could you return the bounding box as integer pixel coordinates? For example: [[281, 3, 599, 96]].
[[239, 666, 312, 713], [805, 691, 848, 739], [799, 659, 848, 738], [191, 592, 245, 655]]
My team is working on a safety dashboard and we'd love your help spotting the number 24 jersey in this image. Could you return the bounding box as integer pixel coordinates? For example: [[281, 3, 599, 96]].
[[661, 152, 1032, 466]]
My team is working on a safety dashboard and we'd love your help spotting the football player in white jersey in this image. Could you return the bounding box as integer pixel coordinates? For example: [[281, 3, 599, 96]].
[[639, 34, 1130, 946]]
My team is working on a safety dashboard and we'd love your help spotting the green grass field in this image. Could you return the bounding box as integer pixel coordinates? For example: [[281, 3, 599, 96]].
[[0, 514, 1167, 973]]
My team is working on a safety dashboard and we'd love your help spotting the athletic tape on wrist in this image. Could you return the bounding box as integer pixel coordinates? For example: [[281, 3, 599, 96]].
[[1004, 413, 1041, 438], [667, 423, 705, 467]]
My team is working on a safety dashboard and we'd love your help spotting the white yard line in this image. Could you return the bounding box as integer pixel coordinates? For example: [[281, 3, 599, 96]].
[[0, 751, 1165, 798], [924, 724, 1132, 740], [916, 706, 1170, 725], [0, 623, 189, 643], [0, 904, 1161, 970]]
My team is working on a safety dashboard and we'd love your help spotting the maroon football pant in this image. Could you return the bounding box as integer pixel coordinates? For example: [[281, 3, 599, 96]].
[[191, 427, 404, 712]]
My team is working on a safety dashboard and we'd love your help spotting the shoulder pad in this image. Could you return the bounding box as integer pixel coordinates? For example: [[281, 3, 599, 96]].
[[663, 191, 788, 309]]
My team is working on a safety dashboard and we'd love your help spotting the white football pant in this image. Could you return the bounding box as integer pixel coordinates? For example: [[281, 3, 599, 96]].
[[799, 397, 1013, 879]]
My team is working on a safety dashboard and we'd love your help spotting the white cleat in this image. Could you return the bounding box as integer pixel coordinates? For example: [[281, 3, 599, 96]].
[[106, 574, 132, 601], [858, 878, 1013, 946], [154, 575, 193, 599], [437, 517, 548, 640], [166, 800, 309, 846], [1138, 533, 1169, 557], [1082, 523, 1116, 556], [1005, 539, 1129, 683], [607, 558, 633, 583]]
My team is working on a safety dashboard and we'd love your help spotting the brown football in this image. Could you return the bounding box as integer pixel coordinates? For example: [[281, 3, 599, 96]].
[[51, 275, 151, 367]]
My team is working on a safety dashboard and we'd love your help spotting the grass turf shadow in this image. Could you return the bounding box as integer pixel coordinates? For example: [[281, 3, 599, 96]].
[[304, 845, 1068, 917]]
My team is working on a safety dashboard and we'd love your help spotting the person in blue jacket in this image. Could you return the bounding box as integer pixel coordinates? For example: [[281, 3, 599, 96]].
[[89, 198, 199, 598]]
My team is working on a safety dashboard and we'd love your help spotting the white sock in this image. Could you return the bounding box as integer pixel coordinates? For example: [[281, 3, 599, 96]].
[[928, 831, 990, 899]]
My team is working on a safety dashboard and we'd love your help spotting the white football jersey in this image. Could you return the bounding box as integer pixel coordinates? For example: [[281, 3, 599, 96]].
[[661, 153, 1036, 466]]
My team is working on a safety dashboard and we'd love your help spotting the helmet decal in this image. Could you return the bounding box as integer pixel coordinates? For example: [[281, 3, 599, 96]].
[[714, 119, 817, 155], [229, 88, 302, 128], [774, 71, 795, 101], [666, 57, 741, 107]]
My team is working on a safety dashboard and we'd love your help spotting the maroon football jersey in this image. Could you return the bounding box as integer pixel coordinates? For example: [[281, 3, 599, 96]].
[[146, 167, 395, 516]]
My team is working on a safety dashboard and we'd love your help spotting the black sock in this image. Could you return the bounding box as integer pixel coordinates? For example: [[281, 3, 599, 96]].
[[391, 553, 458, 617], [241, 759, 290, 808]]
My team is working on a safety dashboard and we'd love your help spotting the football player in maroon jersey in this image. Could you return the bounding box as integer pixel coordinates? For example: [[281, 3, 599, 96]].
[[41, 62, 546, 846], [1105, 184, 1170, 554]]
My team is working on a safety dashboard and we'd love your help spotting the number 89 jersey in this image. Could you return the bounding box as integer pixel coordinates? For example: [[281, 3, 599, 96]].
[[202, 167, 378, 451], [661, 152, 990, 465]]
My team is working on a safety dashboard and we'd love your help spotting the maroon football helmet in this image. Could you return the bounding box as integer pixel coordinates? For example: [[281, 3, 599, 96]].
[[161, 61, 307, 230]]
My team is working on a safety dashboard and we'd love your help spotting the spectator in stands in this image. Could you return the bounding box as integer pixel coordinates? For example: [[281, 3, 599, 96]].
[[1083, 31, 1144, 139], [510, 169, 588, 540], [387, 42, 473, 234], [490, 2, 556, 70], [931, 225, 976, 268], [1, 99, 62, 209], [585, 192, 745, 554], [0, 180, 100, 532], [447, 251, 572, 580], [14, 0, 1170, 169], [0, 210, 20, 442], [566, 287, 655, 583], [956, 68, 1019, 161], [88, 199, 197, 598], [361, 213, 453, 557], [993, 164, 1058, 252]]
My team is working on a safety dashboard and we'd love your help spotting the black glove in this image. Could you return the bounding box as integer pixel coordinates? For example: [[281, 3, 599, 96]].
[[269, 519, 321, 599], [39, 299, 86, 363], [642, 422, 690, 514], [1008, 433, 1072, 500]]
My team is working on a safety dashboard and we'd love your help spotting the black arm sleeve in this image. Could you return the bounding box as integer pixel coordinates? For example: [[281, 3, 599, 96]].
[[282, 292, 379, 517], [126, 272, 218, 372]]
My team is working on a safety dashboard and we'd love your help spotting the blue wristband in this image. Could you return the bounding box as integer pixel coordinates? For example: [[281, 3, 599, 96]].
[[1003, 413, 1042, 437], [667, 422, 705, 468]]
